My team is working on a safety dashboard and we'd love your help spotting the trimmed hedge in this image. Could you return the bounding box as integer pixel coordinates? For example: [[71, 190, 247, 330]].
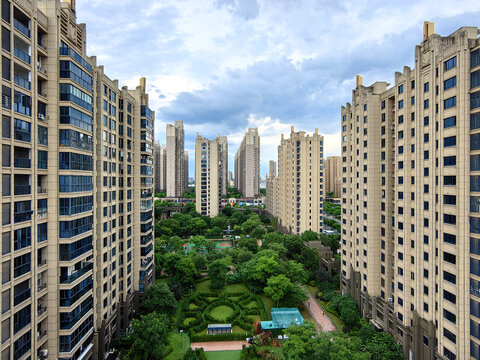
[[190, 332, 248, 342]]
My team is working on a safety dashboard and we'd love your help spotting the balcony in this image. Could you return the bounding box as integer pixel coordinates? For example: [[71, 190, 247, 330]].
[[14, 46, 30, 64], [37, 232, 47, 242], [13, 288, 30, 306], [38, 306, 46, 316], [14, 263, 30, 278], [14, 74, 30, 90], [13, 18, 30, 38], [14, 184, 30, 195], [37, 281, 47, 292], [60, 263, 93, 284], [14, 210, 32, 223]]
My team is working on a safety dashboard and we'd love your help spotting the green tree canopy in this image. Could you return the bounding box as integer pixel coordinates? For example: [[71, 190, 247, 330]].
[[208, 258, 228, 290], [126, 313, 170, 360], [142, 282, 177, 316], [301, 230, 319, 242], [264, 274, 293, 307]]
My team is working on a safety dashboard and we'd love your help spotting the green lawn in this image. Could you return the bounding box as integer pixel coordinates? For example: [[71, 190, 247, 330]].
[[155, 277, 169, 284], [210, 305, 235, 322], [205, 350, 241, 360], [164, 332, 190, 360], [260, 294, 274, 319], [224, 283, 251, 293], [195, 279, 212, 293]]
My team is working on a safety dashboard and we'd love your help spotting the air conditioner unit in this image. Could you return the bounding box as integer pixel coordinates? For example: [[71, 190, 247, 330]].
[[39, 349, 48, 357], [387, 297, 394, 303]]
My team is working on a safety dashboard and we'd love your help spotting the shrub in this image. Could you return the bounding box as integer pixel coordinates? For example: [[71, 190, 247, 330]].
[[190, 333, 248, 342]]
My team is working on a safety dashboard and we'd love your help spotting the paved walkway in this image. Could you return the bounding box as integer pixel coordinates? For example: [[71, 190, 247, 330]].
[[305, 294, 337, 332], [191, 341, 250, 351]]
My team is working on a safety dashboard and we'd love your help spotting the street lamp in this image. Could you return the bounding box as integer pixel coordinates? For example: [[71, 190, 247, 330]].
[[180, 330, 184, 348]]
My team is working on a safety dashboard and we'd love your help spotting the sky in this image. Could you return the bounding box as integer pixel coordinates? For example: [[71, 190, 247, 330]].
[[76, 0, 480, 179]]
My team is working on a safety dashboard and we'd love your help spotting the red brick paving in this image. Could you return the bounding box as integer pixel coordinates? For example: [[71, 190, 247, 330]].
[[305, 294, 337, 332], [191, 341, 250, 351]]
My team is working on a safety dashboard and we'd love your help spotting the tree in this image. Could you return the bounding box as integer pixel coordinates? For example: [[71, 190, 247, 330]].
[[142, 283, 177, 316], [251, 226, 266, 239], [263, 242, 287, 259], [298, 247, 321, 272], [283, 321, 317, 359], [241, 218, 261, 234], [284, 235, 305, 259], [191, 253, 208, 272], [320, 233, 341, 253], [126, 313, 170, 360], [208, 259, 228, 290], [173, 257, 198, 290], [236, 249, 253, 264], [281, 283, 308, 307], [183, 348, 207, 360], [262, 232, 284, 247], [237, 237, 258, 253], [301, 230, 318, 242], [211, 215, 228, 230], [264, 274, 293, 307], [205, 240, 217, 254], [169, 236, 185, 252], [252, 256, 279, 285], [190, 235, 207, 251], [190, 217, 207, 235], [281, 260, 308, 284]]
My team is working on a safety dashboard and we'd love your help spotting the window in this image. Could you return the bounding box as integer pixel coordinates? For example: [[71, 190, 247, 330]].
[[444, 116, 456, 128], [424, 99, 429, 109], [444, 96, 456, 109], [444, 195, 456, 206], [444, 214, 456, 225], [444, 76, 457, 90], [13, 91, 31, 115], [443, 251, 456, 264], [444, 233, 456, 244], [444, 156, 456, 166], [13, 119, 30, 142], [398, 84, 404, 94], [444, 136, 456, 147], [444, 56, 457, 71], [424, 82, 429, 92], [472, 91, 480, 110], [37, 125, 47, 145], [443, 309, 456, 324], [59, 83, 93, 111], [473, 49, 480, 69]]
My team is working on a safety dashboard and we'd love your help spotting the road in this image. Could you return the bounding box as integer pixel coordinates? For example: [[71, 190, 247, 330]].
[[304, 294, 337, 332]]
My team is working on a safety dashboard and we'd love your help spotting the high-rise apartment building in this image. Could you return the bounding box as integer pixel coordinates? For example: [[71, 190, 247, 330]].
[[341, 23, 480, 360], [325, 156, 341, 197], [265, 126, 324, 235], [235, 128, 260, 198], [218, 134, 228, 196], [166, 120, 185, 197], [184, 150, 188, 190], [265, 160, 278, 218], [195, 133, 228, 217], [154, 142, 166, 193], [0, 1, 154, 360]]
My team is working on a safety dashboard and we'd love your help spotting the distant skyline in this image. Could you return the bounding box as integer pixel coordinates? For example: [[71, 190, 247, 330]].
[[77, 0, 480, 177]]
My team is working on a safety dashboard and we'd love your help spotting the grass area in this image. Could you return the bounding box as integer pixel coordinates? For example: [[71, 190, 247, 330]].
[[164, 332, 190, 360], [188, 303, 198, 310], [246, 314, 261, 322], [224, 283, 251, 293], [232, 325, 249, 334], [210, 305, 235, 322], [155, 277, 169, 284], [195, 279, 212, 293], [299, 305, 318, 330], [205, 350, 241, 360], [184, 317, 196, 325], [260, 294, 274, 319], [244, 301, 258, 309], [306, 285, 319, 296]]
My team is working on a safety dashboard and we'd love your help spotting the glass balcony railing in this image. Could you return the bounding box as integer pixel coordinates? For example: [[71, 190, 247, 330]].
[[60, 263, 93, 284], [14, 158, 31, 168], [13, 288, 30, 306], [14, 47, 31, 64], [14, 185, 30, 195], [13, 19, 30, 38], [14, 210, 32, 223], [14, 129, 31, 142], [14, 75, 31, 90], [14, 263, 30, 278], [38, 232, 47, 243]]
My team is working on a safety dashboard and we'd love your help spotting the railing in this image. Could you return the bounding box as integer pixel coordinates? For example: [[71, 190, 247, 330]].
[[14, 185, 30, 195], [59, 245, 93, 262], [37, 259, 47, 267], [59, 47, 93, 72], [14, 129, 31, 142], [13, 263, 30, 278], [14, 74, 31, 90], [38, 160, 47, 169], [38, 307, 47, 316], [14, 158, 31, 168], [37, 330, 46, 340], [37, 65, 46, 75], [37, 282, 47, 292], [14, 47, 31, 64], [37, 10, 48, 29], [38, 187, 47, 194], [37, 42, 47, 51], [14, 210, 32, 223], [13, 288, 30, 306], [37, 232, 47, 243], [13, 19, 30, 38], [60, 263, 93, 284]]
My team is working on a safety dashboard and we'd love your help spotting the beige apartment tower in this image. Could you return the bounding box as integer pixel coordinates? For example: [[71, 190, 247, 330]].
[[0, 1, 154, 360], [341, 23, 480, 360], [266, 126, 324, 235], [166, 120, 185, 197], [325, 156, 341, 197], [235, 128, 260, 198], [154, 142, 166, 193], [218, 134, 228, 196], [195, 134, 222, 217]]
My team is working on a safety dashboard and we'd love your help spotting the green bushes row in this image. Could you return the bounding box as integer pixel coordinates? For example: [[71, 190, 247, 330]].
[[190, 332, 248, 342]]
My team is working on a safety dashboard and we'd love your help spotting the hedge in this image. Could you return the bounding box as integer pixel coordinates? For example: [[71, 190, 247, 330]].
[[190, 332, 248, 342]]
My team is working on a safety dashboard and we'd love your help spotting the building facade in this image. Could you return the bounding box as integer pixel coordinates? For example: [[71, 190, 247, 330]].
[[166, 120, 185, 197], [217, 134, 228, 197], [195, 133, 227, 217], [325, 155, 341, 198], [265, 126, 324, 235], [341, 23, 480, 360], [153, 142, 166, 193], [235, 128, 260, 198], [0, 1, 154, 360]]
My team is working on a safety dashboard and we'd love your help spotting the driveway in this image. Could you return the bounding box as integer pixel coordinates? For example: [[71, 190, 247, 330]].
[[304, 294, 337, 332]]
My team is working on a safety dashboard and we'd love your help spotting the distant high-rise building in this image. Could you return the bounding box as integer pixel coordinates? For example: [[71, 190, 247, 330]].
[[0, 1, 154, 359], [325, 156, 341, 197], [218, 134, 228, 196], [166, 120, 185, 197], [184, 150, 189, 189], [154, 142, 166, 193], [195, 134, 223, 216], [341, 23, 480, 360], [228, 171, 234, 187], [266, 126, 324, 234], [235, 128, 260, 198]]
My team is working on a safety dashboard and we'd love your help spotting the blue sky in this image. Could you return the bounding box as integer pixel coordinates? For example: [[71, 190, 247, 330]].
[[77, 0, 480, 179]]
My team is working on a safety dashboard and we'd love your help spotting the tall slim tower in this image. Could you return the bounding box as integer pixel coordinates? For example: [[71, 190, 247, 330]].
[[217, 134, 228, 196], [184, 150, 189, 190], [166, 120, 185, 197], [235, 128, 260, 198], [325, 156, 341, 197], [195, 134, 221, 217], [341, 24, 480, 360]]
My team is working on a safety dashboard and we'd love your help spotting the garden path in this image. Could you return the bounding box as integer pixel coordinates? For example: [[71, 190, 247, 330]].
[[305, 294, 336, 332], [190, 341, 250, 351]]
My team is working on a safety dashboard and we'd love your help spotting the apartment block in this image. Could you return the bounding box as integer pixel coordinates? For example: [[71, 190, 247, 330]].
[[153, 142, 166, 193], [265, 126, 324, 235], [184, 150, 188, 190], [166, 120, 185, 197], [218, 134, 228, 196], [235, 128, 260, 198], [196, 133, 228, 217], [341, 23, 480, 360], [0, 1, 154, 360], [325, 155, 341, 198]]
